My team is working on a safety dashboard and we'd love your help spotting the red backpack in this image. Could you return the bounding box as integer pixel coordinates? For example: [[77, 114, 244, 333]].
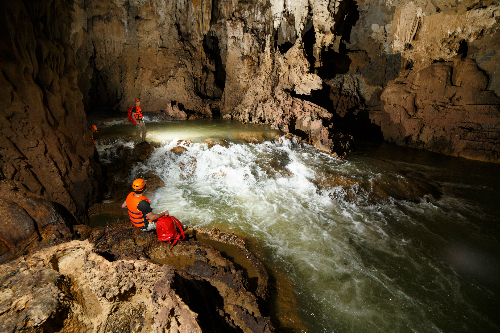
[[127, 107, 137, 125], [156, 215, 185, 245]]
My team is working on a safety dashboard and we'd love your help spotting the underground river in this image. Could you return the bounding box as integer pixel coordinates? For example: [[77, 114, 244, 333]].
[[93, 117, 500, 332]]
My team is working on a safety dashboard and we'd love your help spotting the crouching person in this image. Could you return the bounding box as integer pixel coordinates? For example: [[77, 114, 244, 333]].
[[122, 178, 168, 231]]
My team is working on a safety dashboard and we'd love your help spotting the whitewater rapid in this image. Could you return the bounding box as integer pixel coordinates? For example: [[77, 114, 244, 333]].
[[93, 117, 500, 332]]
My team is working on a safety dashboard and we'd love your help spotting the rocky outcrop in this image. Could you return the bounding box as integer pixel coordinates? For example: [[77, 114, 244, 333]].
[[0, 240, 202, 332], [0, 1, 101, 223], [0, 223, 274, 332], [0, 180, 75, 265], [374, 59, 500, 162]]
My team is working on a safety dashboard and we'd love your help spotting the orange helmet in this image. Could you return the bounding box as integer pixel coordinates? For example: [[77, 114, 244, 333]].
[[91, 125, 97, 132], [132, 178, 146, 191], [135, 98, 140, 102]]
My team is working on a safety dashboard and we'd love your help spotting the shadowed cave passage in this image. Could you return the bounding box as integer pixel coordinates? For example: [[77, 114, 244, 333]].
[[172, 272, 242, 333], [290, 86, 384, 143]]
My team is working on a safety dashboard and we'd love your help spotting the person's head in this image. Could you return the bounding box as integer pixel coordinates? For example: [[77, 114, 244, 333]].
[[91, 125, 97, 132], [132, 178, 146, 193], [135, 98, 140, 106]]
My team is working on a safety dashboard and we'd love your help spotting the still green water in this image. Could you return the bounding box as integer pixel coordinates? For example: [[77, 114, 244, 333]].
[[94, 118, 500, 332]]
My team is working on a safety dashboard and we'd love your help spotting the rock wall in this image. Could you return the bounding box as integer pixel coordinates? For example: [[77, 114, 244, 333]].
[[66, 0, 500, 161], [71, 0, 219, 117], [374, 59, 500, 162], [0, 240, 202, 332], [0, 0, 101, 224]]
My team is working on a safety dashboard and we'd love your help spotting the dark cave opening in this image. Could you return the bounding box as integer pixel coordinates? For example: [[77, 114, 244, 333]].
[[172, 272, 242, 333], [301, 18, 316, 72], [291, 86, 384, 144], [203, 31, 226, 90]]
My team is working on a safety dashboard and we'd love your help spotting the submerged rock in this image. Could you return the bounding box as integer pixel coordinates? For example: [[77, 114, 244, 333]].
[[314, 159, 441, 205]]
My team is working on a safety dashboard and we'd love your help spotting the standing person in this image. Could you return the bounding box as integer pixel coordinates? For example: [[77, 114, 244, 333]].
[[131, 98, 147, 142], [89, 124, 97, 144], [121, 178, 169, 231]]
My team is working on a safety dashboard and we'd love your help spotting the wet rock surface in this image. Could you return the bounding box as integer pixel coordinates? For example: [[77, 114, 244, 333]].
[[313, 158, 442, 205]]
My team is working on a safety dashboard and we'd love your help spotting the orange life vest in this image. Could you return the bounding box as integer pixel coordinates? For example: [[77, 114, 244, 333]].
[[133, 106, 143, 120], [126, 192, 150, 227]]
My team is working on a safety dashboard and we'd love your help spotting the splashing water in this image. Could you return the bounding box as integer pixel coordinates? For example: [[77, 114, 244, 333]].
[[96, 120, 500, 332]]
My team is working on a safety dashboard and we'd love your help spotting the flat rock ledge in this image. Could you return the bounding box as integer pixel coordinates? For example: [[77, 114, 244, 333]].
[[0, 223, 273, 333]]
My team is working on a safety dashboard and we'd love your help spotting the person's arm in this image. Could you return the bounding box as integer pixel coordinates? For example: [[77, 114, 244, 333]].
[[121, 200, 127, 208], [145, 210, 169, 221], [138, 200, 168, 221]]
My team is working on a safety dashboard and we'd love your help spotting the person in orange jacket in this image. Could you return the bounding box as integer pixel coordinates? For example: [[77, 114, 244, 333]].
[[90, 124, 97, 144], [121, 178, 168, 231], [131, 98, 147, 143]]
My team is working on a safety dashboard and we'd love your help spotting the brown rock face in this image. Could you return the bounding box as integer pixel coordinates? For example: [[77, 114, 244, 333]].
[[0, 1, 101, 223], [0, 181, 75, 265], [69, 0, 500, 162], [0, 240, 202, 333], [374, 59, 500, 162], [81, 221, 273, 332]]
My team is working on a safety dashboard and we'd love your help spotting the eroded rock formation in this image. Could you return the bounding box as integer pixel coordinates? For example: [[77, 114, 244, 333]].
[[1, 1, 499, 240], [374, 59, 500, 162], [0, 1, 101, 224], [0, 224, 274, 332], [65, 0, 500, 161], [0, 180, 74, 265], [0, 240, 202, 332]]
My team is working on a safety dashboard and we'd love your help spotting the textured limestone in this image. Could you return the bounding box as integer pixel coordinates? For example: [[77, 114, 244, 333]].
[[71, 0, 217, 116], [69, 0, 500, 161], [375, 59, 500, 162], [0, 240, 201, 333], [84, 220, 273, 332], [0, 180, 75, 265], [0, 1, 101, 223], [393, 1, 500, 73]]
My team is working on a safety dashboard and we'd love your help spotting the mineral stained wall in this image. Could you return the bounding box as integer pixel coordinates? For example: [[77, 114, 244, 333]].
[[72, 0, 500, 161]]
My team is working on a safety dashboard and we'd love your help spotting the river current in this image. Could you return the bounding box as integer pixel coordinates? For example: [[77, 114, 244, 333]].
[[94, 118, 500, 333]]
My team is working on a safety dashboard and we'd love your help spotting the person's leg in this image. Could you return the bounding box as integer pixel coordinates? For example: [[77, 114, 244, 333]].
[[135, 123, 141, 143], [142, 122, 147, 142], [137, 122, 146, 142]]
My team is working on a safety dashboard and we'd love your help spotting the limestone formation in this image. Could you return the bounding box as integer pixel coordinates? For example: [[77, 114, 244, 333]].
[[0, 1, 102, 223], [61, 0, 500, 161], [0, 240, 202, 333], [374, 59, 500, 162], [0, 181, 74, 265]]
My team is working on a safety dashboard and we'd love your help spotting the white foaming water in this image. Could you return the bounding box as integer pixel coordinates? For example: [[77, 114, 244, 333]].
[[99, 131, 500, 332]]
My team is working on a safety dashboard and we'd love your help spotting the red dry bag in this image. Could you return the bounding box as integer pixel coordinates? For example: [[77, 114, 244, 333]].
[[156, 215, 185, 245], [127, 107, 137, 125]]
